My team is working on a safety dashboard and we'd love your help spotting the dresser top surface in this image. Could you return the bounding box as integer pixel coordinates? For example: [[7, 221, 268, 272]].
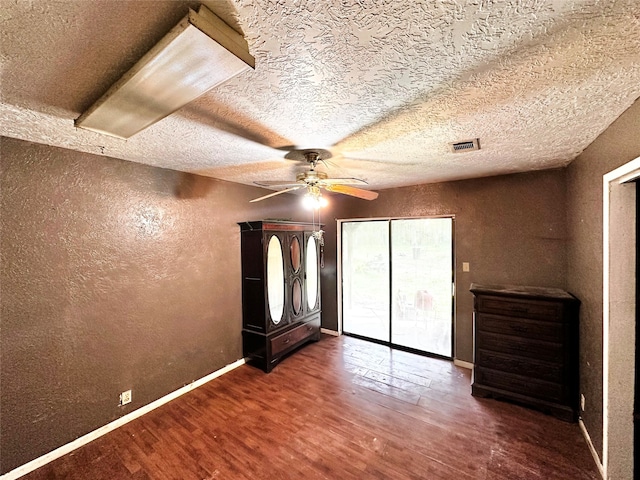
[[469, 283, 578, 302]]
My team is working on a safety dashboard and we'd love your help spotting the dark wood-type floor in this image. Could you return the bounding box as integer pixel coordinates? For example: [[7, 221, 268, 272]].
[[22, 335, 600, 480]]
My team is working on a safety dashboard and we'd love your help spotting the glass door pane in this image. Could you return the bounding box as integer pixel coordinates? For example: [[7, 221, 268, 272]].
[[391, 218, 452, 357], [342, 221, 390, 341]]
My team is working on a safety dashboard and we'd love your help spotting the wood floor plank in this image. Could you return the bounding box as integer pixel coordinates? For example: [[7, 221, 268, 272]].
[[21, 335, 600, 479]]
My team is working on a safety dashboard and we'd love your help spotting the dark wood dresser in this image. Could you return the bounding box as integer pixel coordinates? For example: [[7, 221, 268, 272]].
[[470, 283, 580, 422]]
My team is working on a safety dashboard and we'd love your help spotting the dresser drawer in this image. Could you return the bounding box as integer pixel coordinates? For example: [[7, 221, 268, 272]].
[[474, 367, 566, 403], [271, 317, 320, 356], [476, 331, 563, 364], [477, 295, 563, 321], [475, 349, 565, 383], [476, 313, 564, 342]]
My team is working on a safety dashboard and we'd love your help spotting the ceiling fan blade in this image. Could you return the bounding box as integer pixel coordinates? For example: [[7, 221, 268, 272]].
[[179, 104, 294, 150], [253, 180, 303, 187], [324, 184, 379, 200], [250, 185, 303, 202], [320, 177, 368, 185]]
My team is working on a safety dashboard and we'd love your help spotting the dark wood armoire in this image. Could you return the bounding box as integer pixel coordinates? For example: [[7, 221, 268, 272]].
[[239, 221, 322, 372]]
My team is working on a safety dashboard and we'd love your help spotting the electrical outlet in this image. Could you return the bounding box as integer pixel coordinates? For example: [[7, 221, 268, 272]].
[[120, 390, 132, 406], [581, 394, 585, 411], [462, 262, 470, 272]]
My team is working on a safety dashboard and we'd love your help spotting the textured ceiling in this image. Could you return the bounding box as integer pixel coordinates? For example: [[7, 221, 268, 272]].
[[1, 0, 639, 193]]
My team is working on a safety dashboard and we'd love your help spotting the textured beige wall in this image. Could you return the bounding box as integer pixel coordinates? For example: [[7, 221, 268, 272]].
[[566, 98, 640, 460], [323, 168, 569, 362], [0, 137, 303, 473]]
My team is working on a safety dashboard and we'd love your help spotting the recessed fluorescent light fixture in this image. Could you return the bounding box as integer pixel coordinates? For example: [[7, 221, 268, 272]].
[[75, 4, 255, 139]]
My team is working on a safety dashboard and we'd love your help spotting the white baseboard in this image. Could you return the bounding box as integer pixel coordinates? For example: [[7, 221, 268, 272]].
[[454, 359, 474, 369], [579, 417, 605, 479], [1, 358, 246, 480], [320, 328, 340, 336]]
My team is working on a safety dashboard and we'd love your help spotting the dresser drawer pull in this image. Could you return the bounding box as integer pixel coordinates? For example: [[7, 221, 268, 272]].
[[512, 325, 528, 333], [283, 337, 291, 345]]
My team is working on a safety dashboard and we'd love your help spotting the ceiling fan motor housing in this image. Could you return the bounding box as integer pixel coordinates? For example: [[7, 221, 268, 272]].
[[297, 171, 328, 185]]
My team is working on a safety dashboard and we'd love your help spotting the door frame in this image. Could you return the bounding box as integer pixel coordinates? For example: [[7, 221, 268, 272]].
[[337, 215, 455, 359], [602, 156, 640, 479]]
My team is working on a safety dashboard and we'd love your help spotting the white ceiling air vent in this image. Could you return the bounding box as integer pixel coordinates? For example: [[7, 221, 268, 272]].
[[450, 138, 480, 153]]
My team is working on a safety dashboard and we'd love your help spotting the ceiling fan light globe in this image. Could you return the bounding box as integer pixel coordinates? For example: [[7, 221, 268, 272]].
[[302, 193, 327, 210], [302, 194, 317, 210]]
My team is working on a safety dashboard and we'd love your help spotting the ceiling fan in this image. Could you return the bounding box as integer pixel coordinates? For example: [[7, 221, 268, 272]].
[[250, 149, 379, 204]]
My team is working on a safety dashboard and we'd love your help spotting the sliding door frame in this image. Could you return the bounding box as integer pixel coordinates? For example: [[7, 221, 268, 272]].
[[337, 215, 456, 360]]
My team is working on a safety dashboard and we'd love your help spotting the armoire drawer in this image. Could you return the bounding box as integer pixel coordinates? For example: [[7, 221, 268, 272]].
[[271, 316, 320, 356]]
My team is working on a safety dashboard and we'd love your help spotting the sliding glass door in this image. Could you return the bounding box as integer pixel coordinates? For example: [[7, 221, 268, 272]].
[[341, 221, 390, 341], [342, 217, 453, 358], [390, 218, 453, 356]]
